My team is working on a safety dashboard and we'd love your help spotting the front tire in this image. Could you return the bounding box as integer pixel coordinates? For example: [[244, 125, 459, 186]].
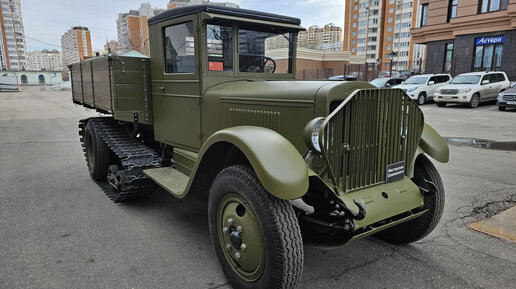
[[374, 155, 445, 244], [84, 121, 110, 180], [417, 92, 426, 105], [208, 165, 303, 289], [468, 93, 480, 108], [498, 106, 506, 111], [436, 102, 446, 107]]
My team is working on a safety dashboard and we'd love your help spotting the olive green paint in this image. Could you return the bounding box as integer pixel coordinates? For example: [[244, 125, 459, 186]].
[[418, 123, 450, 163]]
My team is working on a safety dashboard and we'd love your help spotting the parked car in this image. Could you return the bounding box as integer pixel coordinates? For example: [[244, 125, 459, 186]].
[[329, 75, 358, 81], [393, 73, 452, 105], [497, 82, 516, 111], [369, 77, 405, 88], [434, 71, 511, 108]]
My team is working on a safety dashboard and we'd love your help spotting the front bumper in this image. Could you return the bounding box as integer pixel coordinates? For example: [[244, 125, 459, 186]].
[[497, 100, 516, 108], [434, 93, 471, 103]]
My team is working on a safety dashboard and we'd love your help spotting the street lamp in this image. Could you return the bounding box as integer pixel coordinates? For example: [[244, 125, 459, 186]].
[[387, 51, 397, 77]]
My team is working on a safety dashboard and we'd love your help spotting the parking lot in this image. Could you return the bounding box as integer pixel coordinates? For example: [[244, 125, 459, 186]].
[[1, 88, 515, 289]]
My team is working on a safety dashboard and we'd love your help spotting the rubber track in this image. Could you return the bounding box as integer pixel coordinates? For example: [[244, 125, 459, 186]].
[[79, 117, 160, 203]]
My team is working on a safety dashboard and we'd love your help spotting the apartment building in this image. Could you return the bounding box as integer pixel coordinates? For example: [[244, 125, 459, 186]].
[[411, 0, 516, 79], [117, 3, 165, 56], [104, 40, 120, 55], [298, 23, 343, 49], [0, 0, 27, 70], [344, 0, 425, 73], [26, 49, 62, 71], [61, 26, 92, 66]]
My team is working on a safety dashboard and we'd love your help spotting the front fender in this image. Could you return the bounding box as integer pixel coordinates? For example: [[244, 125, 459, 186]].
[[417, 123, 449, 163], [187, 126, 309, 200]]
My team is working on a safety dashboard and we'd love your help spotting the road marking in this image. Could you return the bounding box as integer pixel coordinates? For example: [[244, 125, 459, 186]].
[[473, 106, 497, 112]]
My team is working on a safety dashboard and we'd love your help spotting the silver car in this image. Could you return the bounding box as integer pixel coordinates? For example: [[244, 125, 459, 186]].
[[434, 71, 511, 108]]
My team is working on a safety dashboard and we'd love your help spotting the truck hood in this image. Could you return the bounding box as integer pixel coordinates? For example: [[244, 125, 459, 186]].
[[437, 84, 477, 91], [202, 80, 374, 152]]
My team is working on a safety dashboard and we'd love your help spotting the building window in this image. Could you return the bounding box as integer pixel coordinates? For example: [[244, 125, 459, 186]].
[[206, 23, 233, 72], [386, 45, 391, 50], [443, 43, 454, 73], [448, 0, 458, 22], [387, 36, 392, 41], [420, 4, 429, 27], [387, 27, 392, 32], [473, 36, 503, 71], [164, 21, 195, 73], [479, 0, 509, 13]]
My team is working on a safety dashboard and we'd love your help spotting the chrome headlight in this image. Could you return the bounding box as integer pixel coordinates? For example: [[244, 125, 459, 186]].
[[498, 93, 504, 101], [459, 88, 472, 94], [304, 117, 325, 153], [407, 87, 417, 92]]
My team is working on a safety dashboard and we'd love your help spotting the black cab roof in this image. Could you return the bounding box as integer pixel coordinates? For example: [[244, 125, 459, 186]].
[[148, 4, 301, 26]]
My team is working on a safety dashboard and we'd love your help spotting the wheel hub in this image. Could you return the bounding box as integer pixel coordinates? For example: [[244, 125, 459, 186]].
[[217, 194, 265, 282]]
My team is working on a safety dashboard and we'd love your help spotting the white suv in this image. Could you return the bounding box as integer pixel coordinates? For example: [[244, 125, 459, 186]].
[[393, 74, 451, 105], [434, 71, 511, 108]]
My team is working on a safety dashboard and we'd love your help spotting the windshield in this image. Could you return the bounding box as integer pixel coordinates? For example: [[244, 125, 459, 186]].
[[370, 78, 389, 87], [450, 75, 481, 84], [238, 25, 293, 74], [404, 76, 428, 84]]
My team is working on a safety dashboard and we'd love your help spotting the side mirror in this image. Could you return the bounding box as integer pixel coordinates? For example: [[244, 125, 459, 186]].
[[401, 81, 405, 84], [385, 83, 391, 87], [428, 81, 435, 85], [481, 80, 489, 85]]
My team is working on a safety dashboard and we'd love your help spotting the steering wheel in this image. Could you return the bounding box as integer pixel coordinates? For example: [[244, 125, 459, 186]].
[[240, 56, 276, 73]]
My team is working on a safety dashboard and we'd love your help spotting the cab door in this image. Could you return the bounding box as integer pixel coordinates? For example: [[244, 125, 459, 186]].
[[479, 75, 495, 100], [427, 76, 439, 96], [149, 15, 202, 151]]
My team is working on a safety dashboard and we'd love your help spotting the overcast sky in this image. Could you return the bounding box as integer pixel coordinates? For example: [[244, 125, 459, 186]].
[[22, 0, 346, 52]]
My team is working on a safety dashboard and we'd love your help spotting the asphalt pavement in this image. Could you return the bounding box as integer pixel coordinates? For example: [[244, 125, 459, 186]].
[[0, 89, 515, 289]]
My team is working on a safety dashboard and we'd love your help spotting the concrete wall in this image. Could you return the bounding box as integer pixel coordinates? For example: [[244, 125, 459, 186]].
[[1, 71, 63, 86]]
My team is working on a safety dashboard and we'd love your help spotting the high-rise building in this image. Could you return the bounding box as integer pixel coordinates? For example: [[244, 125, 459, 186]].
[[26, 49, 62, 70], [0, 0, 27, 70], [117, 3, 165, 56], [167, 0, 239, 9], [60, 26, 92, 66], [104, 40, 120, 55], [344, 0, 425, 73], [298, 23, 343, 49]]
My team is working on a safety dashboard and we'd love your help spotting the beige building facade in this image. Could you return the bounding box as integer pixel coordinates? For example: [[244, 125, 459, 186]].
[[412, 0, 516, 79], [26, 49, 62, 71]]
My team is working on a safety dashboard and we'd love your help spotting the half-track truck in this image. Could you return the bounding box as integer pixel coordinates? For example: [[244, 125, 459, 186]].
[[70, 5, 449, 289]]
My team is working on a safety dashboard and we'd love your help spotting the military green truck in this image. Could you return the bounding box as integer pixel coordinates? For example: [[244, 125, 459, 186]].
[[70, 5, 449, 289]]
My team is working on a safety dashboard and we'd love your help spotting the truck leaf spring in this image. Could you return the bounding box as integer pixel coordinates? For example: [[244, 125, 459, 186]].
[[79, 117, 161, 202]]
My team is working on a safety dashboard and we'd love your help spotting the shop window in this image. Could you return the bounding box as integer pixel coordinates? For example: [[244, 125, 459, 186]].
[[420, 4, 429, 27], [443, 43, 454, 73], [473, 40, 503, 71], [479, 0, 509, 13], [447, 0, 458, 22]]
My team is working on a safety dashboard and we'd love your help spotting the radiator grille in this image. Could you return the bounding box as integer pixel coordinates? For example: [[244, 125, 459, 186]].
[[319, 89, 424, 193]]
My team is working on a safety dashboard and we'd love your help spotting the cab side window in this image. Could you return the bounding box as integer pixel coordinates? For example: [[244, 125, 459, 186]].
[[481, 75, 490, 84], [437, 75, 449, 83], [164, 21, 195, 73], [428, 76, 436, 84]]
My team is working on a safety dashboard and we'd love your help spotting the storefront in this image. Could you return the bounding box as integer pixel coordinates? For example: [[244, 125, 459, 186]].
[[423, 30, 516, 79]]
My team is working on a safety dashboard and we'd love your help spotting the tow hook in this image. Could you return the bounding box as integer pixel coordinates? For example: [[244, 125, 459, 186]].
[[418, 179, 437, 196], [329, 196, 366, 221]]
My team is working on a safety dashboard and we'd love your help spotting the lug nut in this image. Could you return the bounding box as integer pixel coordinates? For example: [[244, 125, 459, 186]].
[[235, 252, 241, 260], [226, 244, 231, 251], [339, 211, 345, 217], [335, 204, 340, 209], [329, 200, 334, 205], [223, 227, 228, 233], [236, 226, 242, 233], [227, 218, 233, 225], [240, 244, 246, 251]]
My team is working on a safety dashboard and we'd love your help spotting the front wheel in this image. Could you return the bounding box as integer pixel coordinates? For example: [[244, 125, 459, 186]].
[[208, 165, 303, 289], [436, 102, 446, 107], [417, 92, 426, 105], [467, 93, 480, 108], [374, 155, 445, 244], [498, 106, 506, 111]]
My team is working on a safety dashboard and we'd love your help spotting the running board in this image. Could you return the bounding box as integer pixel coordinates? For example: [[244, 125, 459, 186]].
[[143, 167, 189, 197]]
